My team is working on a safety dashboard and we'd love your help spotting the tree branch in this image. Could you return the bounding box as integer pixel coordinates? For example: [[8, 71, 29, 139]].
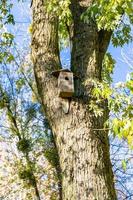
[[31, 0, 61, 106]]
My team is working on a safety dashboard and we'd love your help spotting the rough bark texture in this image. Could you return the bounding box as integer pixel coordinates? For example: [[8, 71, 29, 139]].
[[31, 0, 117, 199]]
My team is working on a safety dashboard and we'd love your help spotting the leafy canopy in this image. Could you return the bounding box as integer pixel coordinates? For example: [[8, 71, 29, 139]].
[[81, 0, 133, 46]]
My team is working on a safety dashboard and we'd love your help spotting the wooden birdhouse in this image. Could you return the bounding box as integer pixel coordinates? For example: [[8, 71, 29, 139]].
[[51, 69, 74, 98]]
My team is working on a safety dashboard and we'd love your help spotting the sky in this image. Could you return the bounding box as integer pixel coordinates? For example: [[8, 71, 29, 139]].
[[109, 43, 133, 82]]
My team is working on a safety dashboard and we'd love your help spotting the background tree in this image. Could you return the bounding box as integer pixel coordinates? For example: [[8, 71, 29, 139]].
[[0, 48, 61, 200]]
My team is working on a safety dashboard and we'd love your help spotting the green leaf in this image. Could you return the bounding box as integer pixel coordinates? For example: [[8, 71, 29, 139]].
[[6, 54, 14, 63], [122, 160, 127, 171]]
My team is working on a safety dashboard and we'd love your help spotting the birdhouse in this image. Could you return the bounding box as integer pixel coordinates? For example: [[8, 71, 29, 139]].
[[51, 69, 74, 98]]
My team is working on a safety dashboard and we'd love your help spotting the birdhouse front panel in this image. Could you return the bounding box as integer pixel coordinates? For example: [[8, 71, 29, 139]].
[[58, 71, 74, 98]]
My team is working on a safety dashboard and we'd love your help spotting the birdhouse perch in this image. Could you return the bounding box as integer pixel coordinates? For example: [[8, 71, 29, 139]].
[[51, 69, 74, 98]]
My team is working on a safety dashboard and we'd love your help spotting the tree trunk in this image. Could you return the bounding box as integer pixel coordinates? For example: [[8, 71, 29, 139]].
[[31, 0, 117, 199]]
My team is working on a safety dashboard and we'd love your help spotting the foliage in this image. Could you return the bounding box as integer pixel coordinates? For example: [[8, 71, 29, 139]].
[[102, 53, 116, 83], [43, 0, 133, 48], [81, 0, 133, 46], [0, 1, 15, 64], [111, 79, 133, 147], [90, 72, 133, 148], [0, 1, 15, 25]]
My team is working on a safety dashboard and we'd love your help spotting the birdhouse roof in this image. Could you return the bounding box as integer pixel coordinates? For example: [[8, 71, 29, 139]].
[[51, 69, 72, 77]]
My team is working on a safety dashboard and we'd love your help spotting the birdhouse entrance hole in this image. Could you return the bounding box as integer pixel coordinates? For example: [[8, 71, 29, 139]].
[[65, 76, 69, 81]]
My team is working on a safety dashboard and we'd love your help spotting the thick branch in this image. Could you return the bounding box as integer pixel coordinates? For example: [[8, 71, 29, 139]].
[[70, 0, 100, 98], [31, 0, 61, 106]]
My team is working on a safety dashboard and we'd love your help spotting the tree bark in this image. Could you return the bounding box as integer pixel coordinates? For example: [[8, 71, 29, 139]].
[[31, 0, 117, 199]]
